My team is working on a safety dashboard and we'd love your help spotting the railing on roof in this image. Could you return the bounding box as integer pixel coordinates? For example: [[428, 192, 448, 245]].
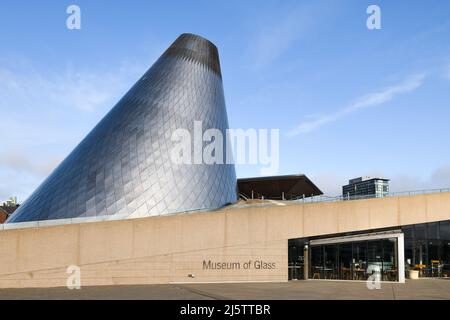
[[241, 188, 450, 204], [3, 188, 450, 231]]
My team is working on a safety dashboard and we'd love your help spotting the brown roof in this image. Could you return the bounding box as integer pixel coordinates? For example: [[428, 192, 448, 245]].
[[0, 208, 8, 224], [237, 174, 323, 200], [0, 205, 19, 215]]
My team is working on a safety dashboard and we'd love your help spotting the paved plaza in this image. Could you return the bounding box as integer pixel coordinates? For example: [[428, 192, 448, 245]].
[[0, 279, 449, 300]]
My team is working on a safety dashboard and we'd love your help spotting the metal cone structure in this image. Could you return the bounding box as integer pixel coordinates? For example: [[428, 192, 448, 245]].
[[8, 33, 237, 223]]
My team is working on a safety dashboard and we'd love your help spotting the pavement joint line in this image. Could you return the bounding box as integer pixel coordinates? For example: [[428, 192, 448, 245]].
[[391, 283, 397, 300], [171, 284, 230, 300], [0, 280, 449, 300]]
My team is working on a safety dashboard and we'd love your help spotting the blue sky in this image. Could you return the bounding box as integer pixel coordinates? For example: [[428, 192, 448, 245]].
[[1, 0, 450, 201]]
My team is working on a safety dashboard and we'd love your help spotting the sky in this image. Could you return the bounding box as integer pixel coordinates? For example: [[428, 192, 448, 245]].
[[1, 0, 450, 202]]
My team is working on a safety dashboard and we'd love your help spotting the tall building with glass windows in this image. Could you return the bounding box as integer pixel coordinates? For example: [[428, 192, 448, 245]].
[[342, 176, 389, 200], [7, 33, 237, 223]]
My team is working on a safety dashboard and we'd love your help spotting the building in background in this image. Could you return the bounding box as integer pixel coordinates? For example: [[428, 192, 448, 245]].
[[2, 196, 18, 207], [237, 174, 322, 200], [0, 208, 8, 224], [0, 197, 20, 224], [342, 176, 390, 200]]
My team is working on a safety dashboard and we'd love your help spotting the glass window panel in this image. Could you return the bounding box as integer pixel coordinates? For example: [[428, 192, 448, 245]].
[[403, 225, 414, 241], [428, 222, 439, 239], [415, 224, 427, 240], [382, 239, 398, 281], [338, 242, 354, 280], [324, 245, 338, 280], [440, 221, 450, 240], [352, 241, 367, 280], [414, 239, 428, 276], [310, 246, 323, 280], [442, 240, 450, 278], [403, 225, 414, 271], [368, 240, 383, 279], [288, 239, 306, 280], [428, 239, 440, 277]]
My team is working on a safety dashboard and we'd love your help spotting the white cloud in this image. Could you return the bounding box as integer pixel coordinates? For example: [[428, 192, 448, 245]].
[[0, 186, 11, 203], [0, 150, 64, 202], [310, 172, 347, 196], [389, 168, 450, 193], [252, 15, 306, 69], [445, 63, 450, 80], [0, 151, 61, 177], [248, 4, 322, 70], [287, 73, 426, 136], [0, 59, 148, 201], [0, 61, 144, 113], [429, 165, 450, 189]]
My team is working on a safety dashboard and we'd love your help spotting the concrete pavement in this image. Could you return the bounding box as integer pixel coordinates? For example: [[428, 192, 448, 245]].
[[0, 279, 449, 300]]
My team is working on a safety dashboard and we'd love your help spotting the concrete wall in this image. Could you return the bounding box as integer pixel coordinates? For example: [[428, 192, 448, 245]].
[[1, 192, 450, 288]]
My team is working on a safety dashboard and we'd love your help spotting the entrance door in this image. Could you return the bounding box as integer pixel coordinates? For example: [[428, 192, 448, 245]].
[[288, 240, 305, 280]]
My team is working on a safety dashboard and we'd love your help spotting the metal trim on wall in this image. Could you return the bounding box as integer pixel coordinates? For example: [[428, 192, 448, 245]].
[[310, 230, 402, 246]]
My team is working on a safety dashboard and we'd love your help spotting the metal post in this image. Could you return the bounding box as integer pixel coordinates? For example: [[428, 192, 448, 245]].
[[304, 244, 309, 280], [398, 234, 405, 283]]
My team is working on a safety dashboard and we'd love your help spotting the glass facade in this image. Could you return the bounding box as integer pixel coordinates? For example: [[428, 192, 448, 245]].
[[342, 177, 389, 199], [289, 219, 450, 281], [7, 33, 237, 223], [308, 238, 398, 281], [403, 221, 450, 278], [288, 239, 307, 280]]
